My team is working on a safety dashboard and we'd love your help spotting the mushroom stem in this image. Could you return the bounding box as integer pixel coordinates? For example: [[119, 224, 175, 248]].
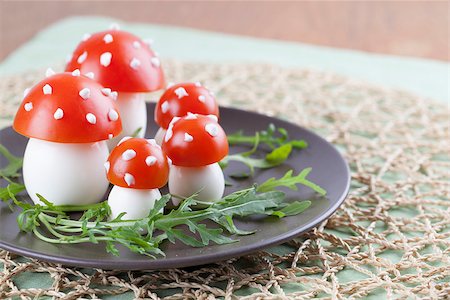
[[23, 138, 109, 206], [108, 186, 162, 220], [107, 92, 146, 149], [169, 163, 225, 206], [154, 128, 166, 145]]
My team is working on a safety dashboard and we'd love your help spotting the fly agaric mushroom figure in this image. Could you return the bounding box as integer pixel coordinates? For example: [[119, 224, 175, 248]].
[[65, 28, 164, 148], [154, 82, 219, 145], [162, 114, 228, 204], [13, 72, 122, 205], [106, 137, 169, 220]]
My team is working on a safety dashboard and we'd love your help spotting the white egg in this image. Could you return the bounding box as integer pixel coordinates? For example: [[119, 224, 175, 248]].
[[154, 127, 166, 145], [108, 186, 162, 220], [169, 162, 225, 205], [23, 138, 109, 205], [107, 92, 147, 149]]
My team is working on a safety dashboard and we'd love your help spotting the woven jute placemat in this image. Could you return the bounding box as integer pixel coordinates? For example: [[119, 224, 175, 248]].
[[0, 61, 449, 299]]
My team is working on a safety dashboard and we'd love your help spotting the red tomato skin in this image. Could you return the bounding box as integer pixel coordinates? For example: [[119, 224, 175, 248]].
[[162, 115, 228, 167], [155, 83, 219, 129], [65, 30, 165, 93], [107, 138, 169, 189], [13, 73, 122, 143]]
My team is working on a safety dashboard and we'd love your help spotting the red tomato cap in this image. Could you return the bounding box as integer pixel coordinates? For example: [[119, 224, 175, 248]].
[[162, 114, 228, 167], [154, 82, 219, 129], [65, 30, 164, 93], [106, 137, 169, 189], [13, 72, 122, 143]]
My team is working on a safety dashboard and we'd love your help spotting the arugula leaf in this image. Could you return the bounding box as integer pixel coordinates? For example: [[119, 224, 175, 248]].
[[0, 144, 23, 178], [271, 201, 311, 218], [227, 123, 308, 150], [257, 168, 327, 195], [0, 182, 25, 202]]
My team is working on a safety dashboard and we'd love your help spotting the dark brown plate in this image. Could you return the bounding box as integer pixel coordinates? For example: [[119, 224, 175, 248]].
[[0, 104, 350, 270]]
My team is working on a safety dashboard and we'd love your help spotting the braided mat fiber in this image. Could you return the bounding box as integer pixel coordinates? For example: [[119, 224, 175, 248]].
[[0, 61, 449, 299]]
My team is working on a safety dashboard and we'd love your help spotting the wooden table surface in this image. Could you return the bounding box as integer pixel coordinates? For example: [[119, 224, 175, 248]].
[[0, 1, 448, 62]]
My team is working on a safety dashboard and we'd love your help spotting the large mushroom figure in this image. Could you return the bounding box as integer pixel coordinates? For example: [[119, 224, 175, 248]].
[[105, 137, 169, 220], [154, 82, 219, 145], [162, 114, 229, 204], [65, 28, 164, 148], [13, 72, 122, 205]]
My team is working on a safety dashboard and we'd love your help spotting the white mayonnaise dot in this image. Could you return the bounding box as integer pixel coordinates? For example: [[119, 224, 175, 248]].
[[45, 68, 55, 77], [82, 33, 91, 41], [79, 88, 90, 100], [122, 149, 136, 161], [77, 51, 88, 64], [110, 91, 118, 100], [84, 72, 95, 79], [150, 57, 160, 68], [109, 23, 120, 30], [43, 84, 52, 95], [124, 173, 135, 187], [108, 133, 114, 140], [184, 133, 194, 142], [198, 95, 206, 102], [130, 58, 141, 70], [145, 156, 157, 166], [23, 88, 31, 98], [161, 101, 170, 113], [104, 161, 110, 173], [86, 113, 97, 124], [108, 109, 119, 121], [100, 52, 112, 67], [54, 108, 64, 120], [24, 102, 33, 112], [165, 128, 173, 142], [133, 41, 141, 49], [205, 123, 218, 137], [206, 115, 218, 122], [72, 69, 81, 76], [101, 88, 112, 96], [103, 33, 113, 44], [174, 87, 188, 99]]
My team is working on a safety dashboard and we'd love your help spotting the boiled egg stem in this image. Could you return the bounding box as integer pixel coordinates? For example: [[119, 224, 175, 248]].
[[107, 92, 147, 149], [154, 127, 166, 145], [107, 185, 162, 220], [23, 138, 109, 205], [169, 162, 225, 206]]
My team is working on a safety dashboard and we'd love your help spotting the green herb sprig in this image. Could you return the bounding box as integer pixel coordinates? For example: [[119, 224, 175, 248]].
[[5, 169, 325, 257]]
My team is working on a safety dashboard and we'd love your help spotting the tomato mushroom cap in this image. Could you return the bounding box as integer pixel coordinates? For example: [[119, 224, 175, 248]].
[[162, 114, 229, 167], [154, 82, 219, 129], [106, 137, 169, 189], [13, 72, 122, 143], [65, 30, 164, 93]]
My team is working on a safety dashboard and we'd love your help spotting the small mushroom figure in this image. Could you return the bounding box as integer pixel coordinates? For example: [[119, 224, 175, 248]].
[[13, 72, 122, 205], [154, 82, 219, 145], [65, 29, 165, 148], [162, 114, 229, 204], [106, 137, 169, 220]]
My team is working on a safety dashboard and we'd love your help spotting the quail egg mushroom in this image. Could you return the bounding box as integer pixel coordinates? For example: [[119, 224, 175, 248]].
[[162, 114, 229, 204], [105, 137, 169, 220], [65, 28, 165, 149], [13, 71, 122, 205], [154, 82, 219, 145]]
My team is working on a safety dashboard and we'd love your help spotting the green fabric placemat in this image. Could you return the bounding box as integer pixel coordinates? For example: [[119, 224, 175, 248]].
[[1, 17, 449, 299], [0, 16, 448, 103]]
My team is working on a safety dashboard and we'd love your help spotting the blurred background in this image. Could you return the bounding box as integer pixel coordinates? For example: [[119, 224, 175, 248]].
[[1, 1, 448, 61]]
